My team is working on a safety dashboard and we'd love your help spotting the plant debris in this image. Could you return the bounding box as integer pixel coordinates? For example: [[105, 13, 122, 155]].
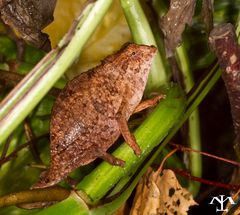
[[200, 0, 214, 33], [0, 0, 57, 51], [130, 168, 198, 215], [159, 0, 196, 57]]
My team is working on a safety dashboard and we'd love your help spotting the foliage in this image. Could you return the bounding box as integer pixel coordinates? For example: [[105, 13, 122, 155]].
[[0, 0, 239, 214]]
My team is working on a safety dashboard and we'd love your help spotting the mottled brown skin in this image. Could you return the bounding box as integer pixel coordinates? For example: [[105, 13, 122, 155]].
[[0, 0, 56, 51], [34, 44, 157, 188]]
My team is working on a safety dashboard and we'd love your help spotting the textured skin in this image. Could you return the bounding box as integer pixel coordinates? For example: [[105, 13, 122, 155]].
[[34, 44, 157, 188]]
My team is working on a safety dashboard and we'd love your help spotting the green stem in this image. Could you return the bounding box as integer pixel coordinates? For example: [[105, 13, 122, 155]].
[[0, 187, 70, 208], [165, 65, 221, 147], [33, 192, 89, 215], [120, 0, 169, 94], [0, 70, 62, 97], [77, 84, 185, 204], [0, 0, 113, 144], [176, 45, 202, 196], [34, 65, 221, 215], [0, 85, 185, 211]]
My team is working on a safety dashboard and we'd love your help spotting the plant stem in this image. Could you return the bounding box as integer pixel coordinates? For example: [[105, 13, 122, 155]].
[[97, 65, 221, 214], [77, 84, 185, 204], [0, 85, 185, 210], [120, 0, 169, 94], [34, 192, 89, 215], [172, 169, 240, 191], [209, 23, 240, 159], [0, 187, 70, 208], [15, 65, 221, 215], [176, 44, 202, 196], [0, 70, 63, 96], [0, 0, 113, 145], [165, 65, 221, 149], [170, 143, 240, 167]]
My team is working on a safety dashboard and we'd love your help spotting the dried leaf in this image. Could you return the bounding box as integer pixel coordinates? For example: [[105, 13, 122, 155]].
[[157, 169, 198, 214], [201, 0, 214, 33], [131, 169, 197, 215], [159, 0, 196, 57], [131, 169, 160, 215], [0, 0, 57, 51]]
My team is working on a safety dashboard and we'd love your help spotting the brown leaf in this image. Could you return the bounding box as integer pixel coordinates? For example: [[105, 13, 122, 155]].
[[131, 169, 160, 215], [0, 0, 57, 51], [201, 0, 214, 33], [130, 169, 198, 215], [159, 0, 196, 57]]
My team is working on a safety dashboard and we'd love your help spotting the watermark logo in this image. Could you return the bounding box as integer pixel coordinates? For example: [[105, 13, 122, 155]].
[[209, 195, 236, 212]]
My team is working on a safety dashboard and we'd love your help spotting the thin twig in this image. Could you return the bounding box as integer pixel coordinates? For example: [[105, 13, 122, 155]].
[[170, 143, 240, 167], [0, 132, 13, 167], [23, 118, 42, 163], [155, 148, 178, 181], [0, 134, 49, 166], [0, 18, 26, 62], [172, 168, 240, 191]]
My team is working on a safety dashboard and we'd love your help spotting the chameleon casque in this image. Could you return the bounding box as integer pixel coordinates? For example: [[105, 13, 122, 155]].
[[33, 43, 157, 188]]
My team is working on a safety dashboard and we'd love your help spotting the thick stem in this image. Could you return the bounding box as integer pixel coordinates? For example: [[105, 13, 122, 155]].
[[209, 23, 240, 158], [77, 85, 185, 204], [33, 64, 221, 215], [0, 187, 70, 208]]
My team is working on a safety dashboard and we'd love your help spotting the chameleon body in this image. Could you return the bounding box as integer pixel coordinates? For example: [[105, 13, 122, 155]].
[[34, 43, 157, 188]]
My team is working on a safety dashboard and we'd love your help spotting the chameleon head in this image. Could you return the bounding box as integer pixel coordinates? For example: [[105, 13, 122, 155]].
[[124, 43, 157, 55], [113, 43, 158, 94], [119, 43, 157, 78], [122, 43, 157, 63]]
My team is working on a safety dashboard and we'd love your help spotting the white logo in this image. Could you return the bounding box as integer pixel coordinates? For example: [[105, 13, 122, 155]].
[[209, 195, 236, 212]]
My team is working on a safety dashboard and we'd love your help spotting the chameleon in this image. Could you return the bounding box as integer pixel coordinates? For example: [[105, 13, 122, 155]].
[[33, 43, 158, 188]]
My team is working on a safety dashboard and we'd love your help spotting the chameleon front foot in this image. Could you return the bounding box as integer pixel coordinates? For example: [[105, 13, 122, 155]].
[[96, 148, 125, 167], [133, 94, 165, 113]]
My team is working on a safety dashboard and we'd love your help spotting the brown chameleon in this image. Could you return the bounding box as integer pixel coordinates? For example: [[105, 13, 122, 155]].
[[0, 0, 57, 51], [33, 43, 158, 188]]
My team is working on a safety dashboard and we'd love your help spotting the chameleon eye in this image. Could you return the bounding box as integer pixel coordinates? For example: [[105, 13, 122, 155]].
[[132, 51, 136, 56]]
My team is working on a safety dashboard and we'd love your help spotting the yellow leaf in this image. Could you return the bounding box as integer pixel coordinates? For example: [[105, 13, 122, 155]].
[[44, 0, 131, 78]]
